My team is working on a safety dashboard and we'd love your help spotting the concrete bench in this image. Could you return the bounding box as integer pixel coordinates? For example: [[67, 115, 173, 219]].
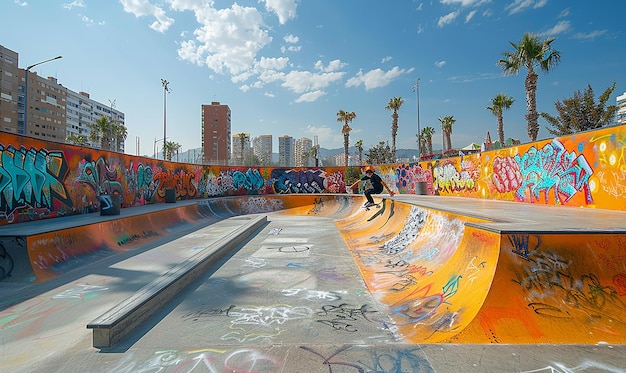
[[87, 214, 267, 348]]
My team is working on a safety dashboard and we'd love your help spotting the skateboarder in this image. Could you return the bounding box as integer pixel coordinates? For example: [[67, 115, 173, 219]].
[[349, 166, 395, 208]]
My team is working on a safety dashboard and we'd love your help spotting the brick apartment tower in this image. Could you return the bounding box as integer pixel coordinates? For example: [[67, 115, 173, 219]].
[[201, 102, 231, 165]]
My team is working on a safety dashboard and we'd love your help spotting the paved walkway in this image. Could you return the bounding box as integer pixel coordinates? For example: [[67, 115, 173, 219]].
[[1, 195, 625, 372]]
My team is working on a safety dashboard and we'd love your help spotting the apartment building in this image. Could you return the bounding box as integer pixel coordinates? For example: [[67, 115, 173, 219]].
[[201, 101, 231, 165], [231, 132, 251, 165], [278, 135, 295, 167], [253, 134, 272, 165], [0, 45, 20, 134], [295, 137, 313, 167], [618, 91, 626, 126], [0, 45, 126, 151]]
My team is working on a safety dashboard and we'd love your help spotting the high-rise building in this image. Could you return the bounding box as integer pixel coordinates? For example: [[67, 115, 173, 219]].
[[201, 102, 231, 165], [0, 45, 20, 135], [278, 135, 295, 167], [66, 90, 125, 152], [253, 134, 272, 165], [618, 92, 626, 126], [0, 45, 126, 151], [232, 132, 251, 165], [295, 137, 313, 167]]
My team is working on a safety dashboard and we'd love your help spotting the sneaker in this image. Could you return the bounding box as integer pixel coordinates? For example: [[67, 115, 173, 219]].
[[364, 202, 375, 207]]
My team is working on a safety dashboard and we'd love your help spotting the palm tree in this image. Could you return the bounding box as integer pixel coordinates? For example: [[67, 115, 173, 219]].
[[385, 96, 404, 157], [498, 32, 561, 141], [355, 139, 364, 165], [113, 123, 128, 152], [236, 132, 247, 165], [163, 140, 181, 161], [66, 133, 89, 146], [486, 93, 514, 145], [88, 115, 114, 150], [420, 126, 435, 155], [438, 116, 456, 152], [336, 110, 356, 166]]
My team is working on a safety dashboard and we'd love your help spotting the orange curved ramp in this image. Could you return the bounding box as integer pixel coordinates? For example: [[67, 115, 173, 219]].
[[335, 200, 626, 344]]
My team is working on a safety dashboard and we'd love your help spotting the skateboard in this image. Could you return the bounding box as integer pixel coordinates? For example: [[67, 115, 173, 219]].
[[362, 199, 384, 211]]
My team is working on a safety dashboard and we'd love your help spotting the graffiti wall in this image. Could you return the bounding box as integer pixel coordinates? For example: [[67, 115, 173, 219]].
[[427, 125, 626, 210], [1, 124, 625, 225], [0, 133, 350, 226]]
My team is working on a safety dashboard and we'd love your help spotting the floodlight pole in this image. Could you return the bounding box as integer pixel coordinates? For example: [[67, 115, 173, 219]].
[[411, 78, 421, 159], [161, 79, 171, 160]]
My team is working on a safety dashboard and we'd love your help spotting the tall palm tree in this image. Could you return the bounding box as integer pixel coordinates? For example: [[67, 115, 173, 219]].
[[114, 123, 128, 152], [438, 116, 456, 152], [385, 96, 404, 157], [336, 110, 356, 166], [89, 115, 114, 150], [498, 32, 561, 141], [420, 126, 435, 155], [355, 139, 364, 165], [236, 132, 247, 165], [163, 140, 181, 161], [486, 93, 514, 146]]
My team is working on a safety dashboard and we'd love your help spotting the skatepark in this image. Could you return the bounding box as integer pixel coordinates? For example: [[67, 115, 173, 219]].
[[1, 193, 626, 372]]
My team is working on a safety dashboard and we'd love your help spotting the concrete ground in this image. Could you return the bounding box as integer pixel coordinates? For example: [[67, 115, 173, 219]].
[[1, 195, 626, 372]]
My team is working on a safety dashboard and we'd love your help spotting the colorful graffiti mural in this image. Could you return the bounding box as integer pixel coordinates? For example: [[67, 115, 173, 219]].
[[1, 125, 626, 225]]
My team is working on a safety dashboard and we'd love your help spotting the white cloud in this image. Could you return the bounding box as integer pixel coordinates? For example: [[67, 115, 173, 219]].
[[381, 56, 392, 63], [284, 34, 299, 43], [176, 4, 272, 75], [63, 0, 85, 10], [505, 0, 547, 15], [345, 66, 413, 91], [465, 10, 477, 23], [539, 20, 571, 36], [119, 0, 174, 32], [15, 0, 28, 6], [315, 59, 347, 72], [295, 90, 326, 103], [558, 7, 570, 18], [261, 0, 297, 25], [435, 60, 446, 68], [440, 0, 489, 6], [438, 11, 459, 27], [573, 29, 607, 41]]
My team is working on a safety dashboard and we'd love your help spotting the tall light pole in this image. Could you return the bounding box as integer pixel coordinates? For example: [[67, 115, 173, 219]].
[[411, 78, 421, 159], [24, 55, 62, 133], [161, 78, 171, 160]]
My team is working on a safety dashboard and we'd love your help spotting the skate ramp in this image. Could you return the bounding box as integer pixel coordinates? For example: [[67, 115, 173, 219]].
[[334, 198, 626, 344]]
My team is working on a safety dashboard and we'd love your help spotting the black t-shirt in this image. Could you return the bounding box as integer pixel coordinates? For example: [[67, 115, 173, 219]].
[[361, 173, 383, 192]]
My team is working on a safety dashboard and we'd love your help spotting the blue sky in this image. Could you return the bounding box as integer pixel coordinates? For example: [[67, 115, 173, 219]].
[[4, 0, 625, 156]]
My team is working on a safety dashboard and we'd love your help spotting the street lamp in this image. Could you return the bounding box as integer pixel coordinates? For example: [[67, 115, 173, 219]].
[[161, 78, 171, 160], [24, 55, 62, 133], [411, 78, 421, 159]]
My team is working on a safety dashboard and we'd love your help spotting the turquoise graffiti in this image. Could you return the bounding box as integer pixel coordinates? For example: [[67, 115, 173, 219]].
[[514, 138, 593, 205], [0, 144, 71, 212]]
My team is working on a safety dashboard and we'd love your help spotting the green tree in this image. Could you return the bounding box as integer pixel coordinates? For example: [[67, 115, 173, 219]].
[[365, 141, 394, 165], [354, 139, 364, 165], [88, 115, 114, 150], [438, 115, 456, 152], [487, 93, 514, 146], [385, 96, 404, 157], [87, 115, 127, 152], [420, 126, 435, 155], [236, 132, 247, 165], [541, 82, 618, 136], [498, 32, 561, 141], [66, 133, 88, 146], [336, 110, 356, 166], [163, 140, 181, 161]]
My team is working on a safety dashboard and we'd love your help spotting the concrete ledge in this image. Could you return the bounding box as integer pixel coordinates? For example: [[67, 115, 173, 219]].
[[86, 214, 267, 348]]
